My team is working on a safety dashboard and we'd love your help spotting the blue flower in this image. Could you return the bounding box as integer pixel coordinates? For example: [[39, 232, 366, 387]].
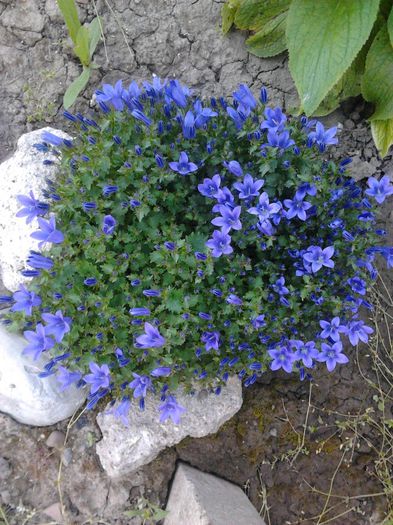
[[193, 100, 217, 127], [266, 130, 295, 149], [268, 345, 294, 373], [233, 84, 256, 111], [223, 160, 243, 178], [347, 277, 366, 295], [150, 366, 171, 377], [292, 340, 319, 368], [317, 342, 348, 371], [182, 110, 196, 139], [84, 278, 97, 286], [103, 185, 118, 196], [198, 174, 221, 198], [303, 246, 334, 273], [131, 109, 152, 127], [83, 202, 97, 211], [31, 216, 64, 248], [211, 205, 242, 233], [308, 122, 338, 151], [23, 323, 55, 360], [206, 230, 233, 257], [129, 307, 151, 317], [129, 373, 152, 398], [365, 176, 393, 204], [226, 294, 242, 306], [143, 289, 161, 297], [319, 317, 345, 342], [296, 183, 317, 200], [201, 331, 221, 351], [42, 131, 65, 147], [212, 188, 235, 212], [233, 174, 264, 200], [102, 215, 117, 235], [272, 276, 289, 295], [343, 320, 373, 346], [159, 395, 186, 424], [56, 366, 82, 391], [41, 310, 72, 343], [165, 79, 189, 107], [84, 362, 111, 394], [112, 397, 131, 426], [26, 251, 53, 270], [169, 151, 198, 175], [284, 196, 312, 221], [226, 106, 248, 129], [251, 314, 266, 329], [248, 192, 281, 221], [96, 80, 126, 111], [260, 107, 287, 131], [16, 191, 48, 224], [11, 285, 41, 316], [135, 322, 166, 348]]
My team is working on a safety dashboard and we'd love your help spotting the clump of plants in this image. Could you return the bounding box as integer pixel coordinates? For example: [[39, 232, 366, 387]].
[[2, 78, 392, 425], [222, 0, 393, 156]]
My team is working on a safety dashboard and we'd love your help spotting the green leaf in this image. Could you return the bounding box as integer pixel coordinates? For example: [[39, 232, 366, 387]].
[[74, 25, 91, 67], [221, 3, 236, 34], [88, 17, 102, 59], [235, 0, 289, 31], [56, 0, 81, 44], [287, 0, 380, 116], [362, 24, 393, 120], [388, 6, 393, 46], [246, 11, 287, 57], [63, 67, 90, 109], [371, 118, 393, 157]]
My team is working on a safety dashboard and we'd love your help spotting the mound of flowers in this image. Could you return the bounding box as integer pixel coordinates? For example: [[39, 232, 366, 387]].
[[2, 78, 392, 425]]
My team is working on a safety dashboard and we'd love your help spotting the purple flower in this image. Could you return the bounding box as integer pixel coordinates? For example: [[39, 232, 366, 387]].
[[223, 160, 243, 178], [103, 185, 118, 196], [261, 107, 287, 131], [129, 307, 151, 316], [201, 331, 221, 351], [308, 122, 338, 151], [150, 366, 171, 377], [212, 187, 235, 212], [102, 215, 117, 235], [303, 246, 335, 273], [16, 191, 48, 224], [165, 79, 189, 108], [343, 320, 373, 346], [183, 110, 196, 139], [268, 346, 295, 373], [112, 397, 131, 426], [248, 192, 281, 221], [26, 251, 53, 270], [135, 322, 166, 348], [143, 289, 161, 297], [272, 276, 289, 295], [347, 277, 366, 295], [11, 285, 41, 315], [56, 366, 82, 391], [206, 230, 233, 257], [159, 395, 186, 424], [317, 342, 348, 371], [284, 196, 312, 221], [31, 216, 64, 248], [226, 294, 242, 305], [198, 174, 221, 198], [41, 310, 72, 343], [96, 80, 126, 111], [42, 131, 64, 147], [266, 130, 295, 150], [251, 314, 266, 329], [319, 317, 345, 342], [169, 151, 198, 175], [211, 205, 242, 233], [131, 109, 151, 127], [292, 340, 319, 368], [365, 176, 393, 204], [23, 323, 55, 360], [233, 174, 264, 200], [84, 278, 97, 286], [84, 362, 111, 394], [296, 183, 317, 199], [129, 373, 152, 398], [193, 100, 217, 127], [233, 84, 256, 111]]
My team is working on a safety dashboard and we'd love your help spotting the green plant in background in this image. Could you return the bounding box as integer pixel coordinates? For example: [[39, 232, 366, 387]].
[[56, 0, 102, 109], [222, 0, 393, 156], [124, 497, 168, 524]]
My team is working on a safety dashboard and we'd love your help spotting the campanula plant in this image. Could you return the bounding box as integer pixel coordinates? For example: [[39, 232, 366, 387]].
[[4, 77, 393, 425]]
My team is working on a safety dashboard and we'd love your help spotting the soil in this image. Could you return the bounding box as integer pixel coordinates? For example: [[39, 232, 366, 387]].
[[0, 1, 393, 524]]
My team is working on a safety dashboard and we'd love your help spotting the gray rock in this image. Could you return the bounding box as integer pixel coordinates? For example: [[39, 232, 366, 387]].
[[96, 376, 243, 477], [0, 325, 86, 426], [164, 462, 265, 525], [46, 430, 66, 450], [0, 127, 70, 292]]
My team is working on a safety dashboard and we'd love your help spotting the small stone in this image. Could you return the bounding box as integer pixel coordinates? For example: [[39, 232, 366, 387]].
[[62, 447, 73, 466], [96, 376, 243, 477], [348, 156, 376, 182], [344, 119, 355, 130], [164, 463, 265, 525], [45, 430, 65, 450], [0, 457, 11, 480], [42, 502, 63, 523]]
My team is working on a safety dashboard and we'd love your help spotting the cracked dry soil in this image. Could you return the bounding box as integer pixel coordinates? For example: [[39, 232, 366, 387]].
[[1, 1, 393, 524]]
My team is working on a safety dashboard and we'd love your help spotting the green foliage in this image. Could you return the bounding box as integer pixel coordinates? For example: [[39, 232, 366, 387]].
[[222, 0, 393, 157], [124, 497, 168, 523], [56, 0, 102, 108]]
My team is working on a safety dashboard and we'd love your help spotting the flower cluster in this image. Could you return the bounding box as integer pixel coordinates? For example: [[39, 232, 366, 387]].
[[3, 78, 392, 425]]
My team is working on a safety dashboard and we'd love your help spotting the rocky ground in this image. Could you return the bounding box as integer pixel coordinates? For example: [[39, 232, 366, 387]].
[[1, 1, 393, 524]]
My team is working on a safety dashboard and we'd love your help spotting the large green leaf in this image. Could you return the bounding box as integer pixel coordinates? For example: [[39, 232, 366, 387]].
[[73, 25, 90, 67], [286, 0, 380, 116], [246, 12, 287, 57], [388, 7, 393, 47], [63, 67, 90, 109], [363, 24, 393, 120], [221, 3, 237, 34], [88, 17, 102, 59], [371, 118, 393, 157], [56, 0, 81, 44], [234, 0, 290, 31]]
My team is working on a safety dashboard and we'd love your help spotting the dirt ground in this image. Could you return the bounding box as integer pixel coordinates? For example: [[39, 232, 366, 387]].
[[1, 1, 393, 524]]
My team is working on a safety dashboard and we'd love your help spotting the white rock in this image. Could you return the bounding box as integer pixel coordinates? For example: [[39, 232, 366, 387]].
[[164, 463, 266, 525], [0, 325, 86, 426], [96, 377, 243, 477], [0, 127, 70, 292]]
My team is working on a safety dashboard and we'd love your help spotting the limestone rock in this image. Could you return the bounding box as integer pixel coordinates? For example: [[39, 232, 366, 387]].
[[96, 376, 243, 477], [0, 127, 70, 292], [0, 325, 86, 426]]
